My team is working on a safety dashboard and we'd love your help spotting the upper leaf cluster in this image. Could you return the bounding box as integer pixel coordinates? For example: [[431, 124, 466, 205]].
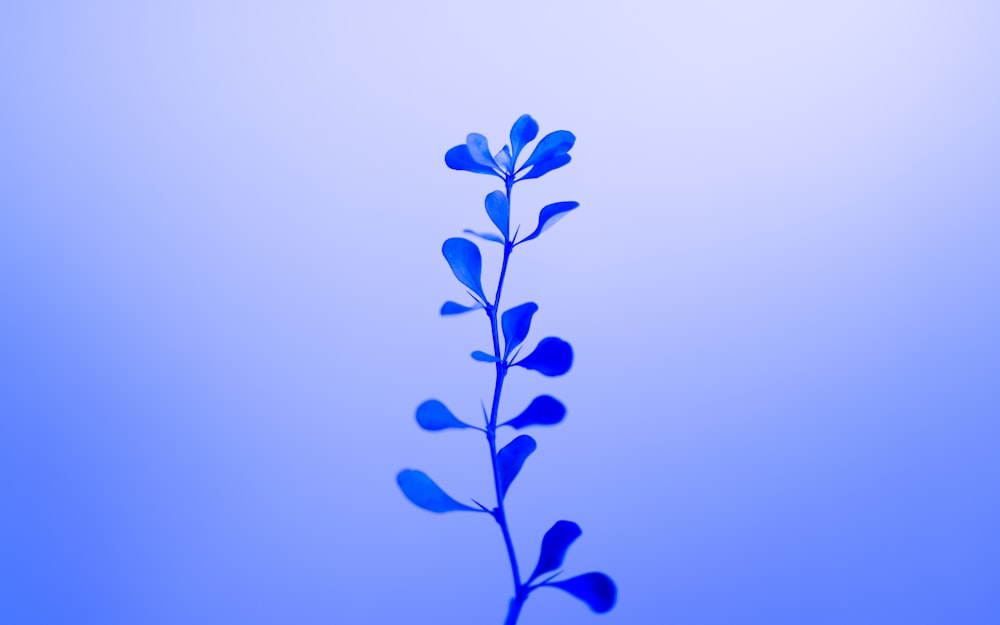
[[445, 114, 575, 184]]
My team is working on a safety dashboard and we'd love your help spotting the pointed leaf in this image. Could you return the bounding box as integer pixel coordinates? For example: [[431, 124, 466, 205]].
[[502, 395, 566, 429], [529, 521, 582, 583], [513, 337, 573, 376], [501, 302, 538, 359], [497, 435, 537, 498], [518, 153, 572, 181], [519, 130, 575, 171], [415, 400, 471, 431], [445, 144, 501, 177], [442, 238, 487, 302], [485, 191, 510, 239], [440, 300, 483, 315], [466, 133, 499, 171], [510, 114, 539, 163], [495, 145, 513, 173], [463, 229, 504, 244], [471, 350, 499, 362], [517, 202, 579, 244], [397, 469, 477, 513], [551, 573, 617, 613]]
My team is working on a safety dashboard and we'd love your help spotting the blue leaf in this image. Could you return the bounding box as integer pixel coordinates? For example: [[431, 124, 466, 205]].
[[397, 469, 477, 513], [442, 238, 487, 303], [501, 302, 538, 359], [463, 229, 504, 244], [440, 300, 483, 315], [519, 130, 575, 171], [495, 145, 513, 173], [510, 114, 539, 163], [550, 572, 617, 613], [415, 400, 471, 431], [471, 350, 499, 362], [502, 395, 566, 429], [517, 201, 579, 244], [513, 337, 573, 376], [528, 520, 582, 583], [485, 191, 510, 240], [518, 153, 572, 181], [445, 144, 502, 177], [497, 435, 537, 498], [466, 133, 499, 171]]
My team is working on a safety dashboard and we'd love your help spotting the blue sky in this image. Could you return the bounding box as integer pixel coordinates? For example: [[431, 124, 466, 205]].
[[2, 2, 998, 624]]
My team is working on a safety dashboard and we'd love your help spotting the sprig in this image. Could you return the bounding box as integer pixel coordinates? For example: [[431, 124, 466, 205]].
[[397, 115, 616, 624]]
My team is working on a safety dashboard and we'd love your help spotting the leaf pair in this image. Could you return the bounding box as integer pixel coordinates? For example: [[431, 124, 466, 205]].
[[398, 434, 537, 512], [466, 197, 578, 248], [445, 115, 575, 182], [529, 521, 617, 613]]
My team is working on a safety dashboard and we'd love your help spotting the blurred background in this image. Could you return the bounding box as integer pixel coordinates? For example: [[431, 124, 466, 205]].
[[2, 2, 998, 623]]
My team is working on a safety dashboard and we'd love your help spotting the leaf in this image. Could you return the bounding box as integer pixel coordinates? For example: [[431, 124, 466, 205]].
[[471, 350, 499, 362], [502, 395, 566, 429], [463, 229, 504, 244], [497, 435, 537, 498], [518, 153, 572, 181], [528, 521, 582, 583], [445, 144, 501, 177], [510, 114, 539, 163], [397, 469, 477, 513], [519, 130, 575, 171], [501, 302, 539, 359], [494, 145, 513, 173], [517, 202, 579, 244], [415, 399, 471, 431], [440, 300, 483, 315], [484, 190, 510, 240], [550, 572, 617, 613], [513, 337, 573, 376], [442, 238, 487, 303], [466, 133, 499, 171]]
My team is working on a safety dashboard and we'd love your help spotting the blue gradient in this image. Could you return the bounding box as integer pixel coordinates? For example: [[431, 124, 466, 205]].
[[2, 3, 998, 624]]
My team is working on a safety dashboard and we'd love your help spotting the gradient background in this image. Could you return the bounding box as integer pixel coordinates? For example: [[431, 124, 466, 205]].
[[2, 2, 999, 624]]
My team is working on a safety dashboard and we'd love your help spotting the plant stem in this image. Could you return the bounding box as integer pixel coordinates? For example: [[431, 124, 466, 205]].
[[504, 590, 527, 625], [487, 177, 526, 625]]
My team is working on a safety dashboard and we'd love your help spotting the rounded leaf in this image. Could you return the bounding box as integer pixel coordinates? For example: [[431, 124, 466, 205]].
[[501, 302, 538, 359], [520, 130, 575, 170], [510, 114, 539, 163], [551, 572, 617, 613], [518, 153, 572, 181], [529, 520, 582, 583], [471, 350, 499, 363], [497, 435, 537, 498], [485, 190, 510, 240], [397, 470, 477, 513], [514, 337, 573, 376], [466, 133, 499, 171], [517, 201, 579, 244], [440, 300, 483, 316], [442, 238, 487, 302], [502, 395, 566, 429], [445, 144, 501, 177], [415, 400, 471, 431]]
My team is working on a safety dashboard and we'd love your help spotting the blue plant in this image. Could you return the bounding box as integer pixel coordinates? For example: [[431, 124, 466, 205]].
[[397, 115, 616, 624]]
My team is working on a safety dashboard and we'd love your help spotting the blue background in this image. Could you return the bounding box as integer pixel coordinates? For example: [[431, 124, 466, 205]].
[[2, 2, 998, 623]]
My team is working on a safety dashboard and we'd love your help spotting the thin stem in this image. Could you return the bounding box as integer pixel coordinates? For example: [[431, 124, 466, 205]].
[[485, 176, 527, 625], [504, 591, 527, 625]]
